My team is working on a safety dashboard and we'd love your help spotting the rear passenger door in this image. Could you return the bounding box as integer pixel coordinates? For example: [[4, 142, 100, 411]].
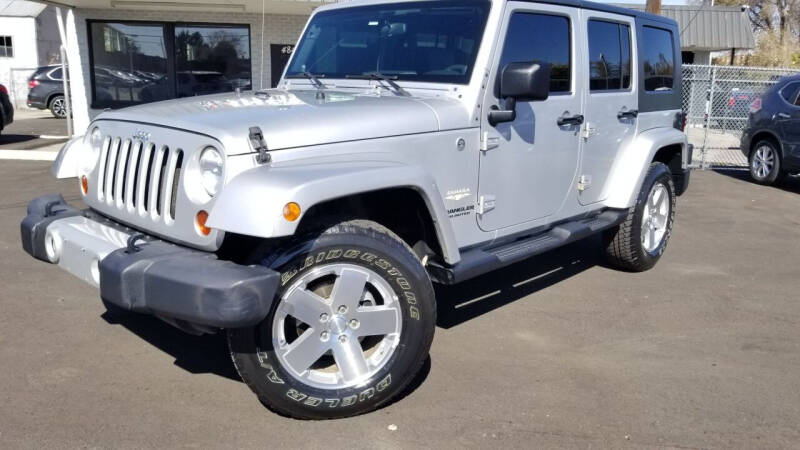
[[578, 12, 637, 205]]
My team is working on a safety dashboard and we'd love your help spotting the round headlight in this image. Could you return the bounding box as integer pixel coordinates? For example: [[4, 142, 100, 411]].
[[199, 146, 224, 197], [81, 127, 103, 172]]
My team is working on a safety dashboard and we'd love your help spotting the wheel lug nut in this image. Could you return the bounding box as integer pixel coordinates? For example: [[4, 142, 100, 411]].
[[337, 305, 348, 314], [349, 319, 359, 329], [319, 313, 329, 322], [320, 331, 329, 341], [338, 335, 348, 344]]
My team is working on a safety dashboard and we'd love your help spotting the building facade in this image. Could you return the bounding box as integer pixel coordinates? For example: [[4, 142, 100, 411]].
[[38, 0, 331, 132], [0, 1, 62, 106]]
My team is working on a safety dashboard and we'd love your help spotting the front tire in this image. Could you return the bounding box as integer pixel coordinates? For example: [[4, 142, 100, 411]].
[[749, 140, 784, 185], [604, 162, 676, 272], [228, 220, 436, 419]]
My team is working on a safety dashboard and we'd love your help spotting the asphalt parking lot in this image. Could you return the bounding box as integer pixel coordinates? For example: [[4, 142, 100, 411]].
[[1, 162, 799, 449], [0, 109, 68, 150]]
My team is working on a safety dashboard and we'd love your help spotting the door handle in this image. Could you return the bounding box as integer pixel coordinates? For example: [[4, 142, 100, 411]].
[[776, 112, 791, 119], [617, 109, 639, 120], [557, 114, 584, 126]]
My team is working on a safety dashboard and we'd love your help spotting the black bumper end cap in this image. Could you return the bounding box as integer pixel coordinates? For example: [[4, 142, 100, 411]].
[[99, 241, 280, 330], [21, 194, 81, 262]]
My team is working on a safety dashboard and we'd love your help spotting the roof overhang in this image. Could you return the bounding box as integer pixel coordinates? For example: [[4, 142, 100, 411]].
[[29, 0, 337, 15], [617, 4, 756, 50], [0, 0, 47, 16]]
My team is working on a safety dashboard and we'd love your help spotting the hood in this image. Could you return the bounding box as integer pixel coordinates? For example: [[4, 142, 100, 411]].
[[96, 89, 471, 155]]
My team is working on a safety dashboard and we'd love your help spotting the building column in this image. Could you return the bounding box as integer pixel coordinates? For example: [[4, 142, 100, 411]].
[[62, 9, 91, 134]]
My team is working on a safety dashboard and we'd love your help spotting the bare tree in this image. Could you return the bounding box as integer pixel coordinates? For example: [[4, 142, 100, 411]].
[[716, 0, 799, 43]]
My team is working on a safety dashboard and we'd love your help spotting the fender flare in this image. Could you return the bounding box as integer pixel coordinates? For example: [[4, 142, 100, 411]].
[[747, 128, 784, 156], [207, 161, 461, 264], [604, 127, 688, 209], [51, 135, 85, 179]]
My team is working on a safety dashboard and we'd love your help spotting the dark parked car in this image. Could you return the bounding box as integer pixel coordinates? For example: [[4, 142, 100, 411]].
[[0, 82, 13, 135], [741, 75, 800, 185], [27, 65, 68, 119]]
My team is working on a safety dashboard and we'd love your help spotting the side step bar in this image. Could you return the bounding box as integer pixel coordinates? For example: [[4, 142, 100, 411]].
[[428, 209, 628, 284]]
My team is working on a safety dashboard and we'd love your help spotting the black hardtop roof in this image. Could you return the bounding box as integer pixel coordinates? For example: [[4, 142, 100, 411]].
[[522, 0, 678, 27]]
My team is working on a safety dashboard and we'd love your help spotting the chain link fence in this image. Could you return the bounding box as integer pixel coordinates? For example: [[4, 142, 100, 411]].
[[682, 64, 800, 169]]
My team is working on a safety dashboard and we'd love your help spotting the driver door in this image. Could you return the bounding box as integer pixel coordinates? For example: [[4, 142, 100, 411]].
[[478, 3, 583, 231]]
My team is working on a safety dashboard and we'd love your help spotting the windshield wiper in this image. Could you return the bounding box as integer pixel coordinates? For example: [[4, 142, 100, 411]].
[[346, 72, 409, 96], [285, 71, 326, 90]]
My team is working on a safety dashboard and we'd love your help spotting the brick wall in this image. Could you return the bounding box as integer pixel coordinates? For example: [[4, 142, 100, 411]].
[[64, 7, 308, 131]]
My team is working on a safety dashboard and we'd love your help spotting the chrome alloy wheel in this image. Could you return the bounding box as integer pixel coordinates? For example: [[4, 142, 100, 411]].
[[752, 145, 775, 179], [272, 263, 402, 390], [51, 97, 66, 118], [641, 182, 670, 252]]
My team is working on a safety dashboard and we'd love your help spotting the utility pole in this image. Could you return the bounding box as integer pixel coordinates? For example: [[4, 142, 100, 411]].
[[645, 0, 661, 15]]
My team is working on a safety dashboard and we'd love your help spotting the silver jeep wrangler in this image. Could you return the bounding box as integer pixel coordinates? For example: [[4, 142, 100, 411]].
[[21, 0, 690, 419]]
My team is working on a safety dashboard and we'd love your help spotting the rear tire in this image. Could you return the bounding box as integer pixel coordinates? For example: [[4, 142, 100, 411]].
[[49, 95, 67, 119], [749, 140, 784, 185], [228, 220, 435, 419], [604, 162, 676, 272]]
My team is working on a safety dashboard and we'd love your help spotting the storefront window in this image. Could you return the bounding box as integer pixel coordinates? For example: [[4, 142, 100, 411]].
[[90, 22, 169, 107], [175, 26, 251, 97], [89, 21, 251, 109]]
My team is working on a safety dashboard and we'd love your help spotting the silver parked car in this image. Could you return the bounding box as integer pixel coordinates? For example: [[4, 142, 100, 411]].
[[22, 0, 690, 419]]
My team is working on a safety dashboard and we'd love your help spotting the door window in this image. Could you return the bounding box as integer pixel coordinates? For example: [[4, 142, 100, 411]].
[[498, 12, 571, 93], [641, 26, 675, 91], [587, 20, 631, 91]]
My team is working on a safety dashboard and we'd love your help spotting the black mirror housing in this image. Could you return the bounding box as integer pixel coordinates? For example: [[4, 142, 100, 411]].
[[499, 61, 551, 101], [488, 62, 551, 126]]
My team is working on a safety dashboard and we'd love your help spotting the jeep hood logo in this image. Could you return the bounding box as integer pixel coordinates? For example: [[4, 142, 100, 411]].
[[132, 130, 151, 141]]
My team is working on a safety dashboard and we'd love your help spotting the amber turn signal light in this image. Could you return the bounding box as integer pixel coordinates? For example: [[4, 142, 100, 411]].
[[80, 175, 88, 195], [195, 210, 212, 236], [283, 202, 301, 222]]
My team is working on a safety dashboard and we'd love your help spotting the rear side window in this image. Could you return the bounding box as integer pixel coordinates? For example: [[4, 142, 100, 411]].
[[641, 26, 675, 91], [779, 82, 800, 105], [587, 20, 631, 91], [499, 12, 571, 93], [49, 68, 63, 80]]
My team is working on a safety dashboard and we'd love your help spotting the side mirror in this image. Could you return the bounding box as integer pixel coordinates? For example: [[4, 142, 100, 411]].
[[488, 61, 551, 126]]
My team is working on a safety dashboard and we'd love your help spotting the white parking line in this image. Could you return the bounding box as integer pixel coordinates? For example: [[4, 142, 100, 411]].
[[0, 150, 58, 161], [39, 135, 70, 140]]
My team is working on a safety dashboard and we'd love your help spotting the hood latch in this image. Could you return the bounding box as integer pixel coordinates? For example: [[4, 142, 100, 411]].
[[249, 126, 271, 164]]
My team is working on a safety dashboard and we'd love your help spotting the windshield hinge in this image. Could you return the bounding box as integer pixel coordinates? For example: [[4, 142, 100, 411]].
[[249, 126, 271, 164]]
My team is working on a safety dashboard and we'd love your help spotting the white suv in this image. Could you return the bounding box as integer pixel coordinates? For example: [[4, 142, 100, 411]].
[[23, 0, 690, 419]]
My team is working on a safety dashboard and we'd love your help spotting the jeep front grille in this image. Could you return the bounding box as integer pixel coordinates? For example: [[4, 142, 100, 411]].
[[96, 137, 184, 224]]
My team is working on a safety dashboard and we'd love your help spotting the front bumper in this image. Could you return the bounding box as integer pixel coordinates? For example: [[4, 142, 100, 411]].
[[21, 195, 279, 332]]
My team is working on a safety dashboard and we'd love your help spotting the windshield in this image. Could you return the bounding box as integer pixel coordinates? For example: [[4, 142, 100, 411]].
[[285, 1, 491, 85]]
